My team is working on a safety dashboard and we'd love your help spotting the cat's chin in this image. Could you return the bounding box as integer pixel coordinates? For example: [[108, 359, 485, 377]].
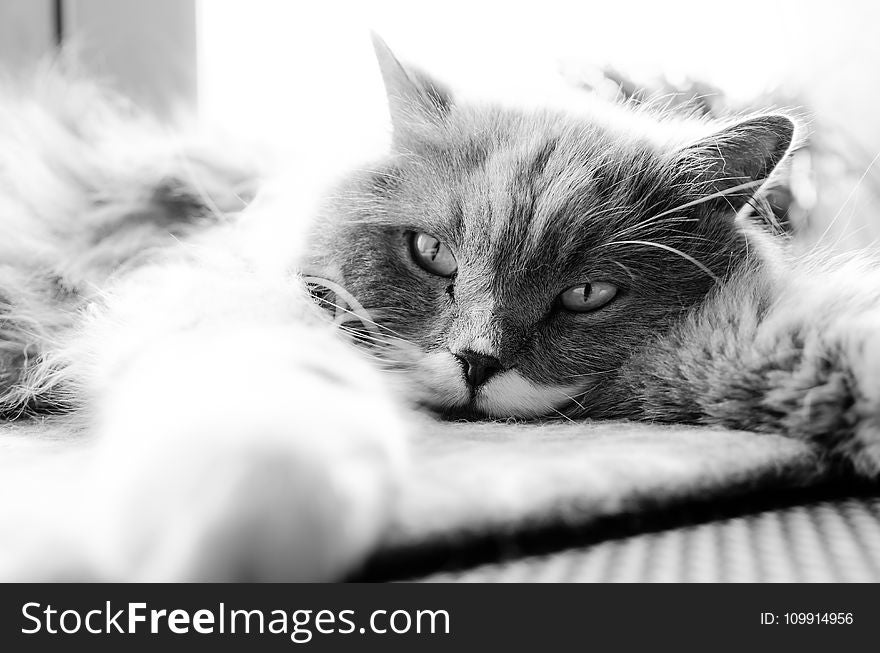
[[431, 369, 581, 420], [474, 370, 581, 419]]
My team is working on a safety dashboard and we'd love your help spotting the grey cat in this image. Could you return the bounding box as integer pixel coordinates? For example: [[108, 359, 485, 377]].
[[0, 38, 877, 580], [309, 38, 879, 474]]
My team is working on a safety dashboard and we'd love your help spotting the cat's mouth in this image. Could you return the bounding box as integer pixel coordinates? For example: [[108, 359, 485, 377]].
[[418, 354, 583, 420], [434, 385, 579, 421]]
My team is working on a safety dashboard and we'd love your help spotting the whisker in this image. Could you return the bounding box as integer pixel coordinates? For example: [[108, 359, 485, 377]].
[[548, 406, 576, 424], [600, 240, 720, 283], [814, 148, 880, 250], [610, 261, 636, 283], [336, 322, 407, 348], [555, 389, 587, 413], [650, 179, 766, 221], [602, 179, 768, 246], [301, 275, 407, 340], [557, 368, 618, 380]]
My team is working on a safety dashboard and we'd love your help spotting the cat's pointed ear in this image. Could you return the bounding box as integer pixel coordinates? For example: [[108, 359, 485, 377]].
[[672, 114, 797, 211], [371, 33, 453, 142]]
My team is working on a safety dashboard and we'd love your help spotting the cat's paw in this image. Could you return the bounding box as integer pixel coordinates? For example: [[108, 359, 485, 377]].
[[86, 324, 406, 581]]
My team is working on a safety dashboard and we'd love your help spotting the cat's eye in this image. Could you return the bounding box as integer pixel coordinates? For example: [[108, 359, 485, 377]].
[[409, 232, 457, 277], [558, 282, 618, 312]]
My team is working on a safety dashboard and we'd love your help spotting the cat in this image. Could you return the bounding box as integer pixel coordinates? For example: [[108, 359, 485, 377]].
[[0, 36, 877, 581], [307, 38, 880, 476]]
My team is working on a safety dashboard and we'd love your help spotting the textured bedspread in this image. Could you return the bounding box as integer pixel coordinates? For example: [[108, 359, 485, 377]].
[[5, 419, 872, 581], [360, 420, 866, 580]]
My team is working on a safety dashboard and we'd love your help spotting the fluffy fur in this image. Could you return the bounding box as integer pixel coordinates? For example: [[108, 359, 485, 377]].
[[0, 64, 407, 580], [1, 41, 879, 580], [306, 40, 799, 425]]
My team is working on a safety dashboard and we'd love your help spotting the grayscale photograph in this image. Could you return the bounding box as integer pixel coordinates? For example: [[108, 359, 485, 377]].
[[1, 0, 879, 591]]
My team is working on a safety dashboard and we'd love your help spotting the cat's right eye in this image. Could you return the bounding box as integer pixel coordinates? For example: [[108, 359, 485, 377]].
[[409, 232, 458, 277], [558, 282, 618, 312]]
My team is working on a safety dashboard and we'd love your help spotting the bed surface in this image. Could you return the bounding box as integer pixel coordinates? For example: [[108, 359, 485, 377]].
[[356, 420, 880, 582], [4, 419, 878, 581], [414, 495, 880, 582]]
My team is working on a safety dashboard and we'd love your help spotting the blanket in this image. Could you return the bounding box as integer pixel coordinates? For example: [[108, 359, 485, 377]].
[[360, 420, 836, 579], [0, 420, 844, 581]]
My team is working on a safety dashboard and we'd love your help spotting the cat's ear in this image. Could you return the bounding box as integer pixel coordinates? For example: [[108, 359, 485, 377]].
[[371, 33, 453, 143], [672, 114, 797, 211]]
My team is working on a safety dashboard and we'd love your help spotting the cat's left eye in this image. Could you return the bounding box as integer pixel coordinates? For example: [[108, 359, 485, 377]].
[[409, 232, 458, 277], [558, 282, 618, 312]]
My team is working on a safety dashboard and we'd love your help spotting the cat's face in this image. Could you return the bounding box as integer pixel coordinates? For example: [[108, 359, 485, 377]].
[[310, 38, 794, 419]]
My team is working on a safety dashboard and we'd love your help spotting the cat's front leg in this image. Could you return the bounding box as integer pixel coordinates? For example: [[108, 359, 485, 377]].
[[735, 297, 880, 476], [823, 312, 880, 475], [59, 254, 408, 581], [84, 322, 406, 581], [625, 269, 880, 477]]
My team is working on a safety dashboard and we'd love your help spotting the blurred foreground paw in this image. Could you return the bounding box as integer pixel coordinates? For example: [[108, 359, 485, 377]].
[[87, 324, 407, 581]]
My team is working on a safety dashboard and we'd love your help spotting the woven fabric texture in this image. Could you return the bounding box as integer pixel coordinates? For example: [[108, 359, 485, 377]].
[[419, 497, 880, 582]]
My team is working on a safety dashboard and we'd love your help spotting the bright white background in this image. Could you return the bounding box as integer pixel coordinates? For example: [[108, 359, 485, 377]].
[[197, 0, 880, 170]]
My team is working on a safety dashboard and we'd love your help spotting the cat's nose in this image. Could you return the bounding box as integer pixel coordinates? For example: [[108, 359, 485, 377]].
[[455, 350, 503, 388]]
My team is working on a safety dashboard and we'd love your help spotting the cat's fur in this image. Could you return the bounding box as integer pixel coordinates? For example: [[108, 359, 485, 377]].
[[309, 40, 880, 476], [0, 64, 408, 580], [1, 40, 878, 579]]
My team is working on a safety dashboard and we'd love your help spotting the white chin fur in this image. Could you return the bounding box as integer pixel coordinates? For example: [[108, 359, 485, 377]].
[[476, 370, 579, 418], [416, 351, 577, 418]]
